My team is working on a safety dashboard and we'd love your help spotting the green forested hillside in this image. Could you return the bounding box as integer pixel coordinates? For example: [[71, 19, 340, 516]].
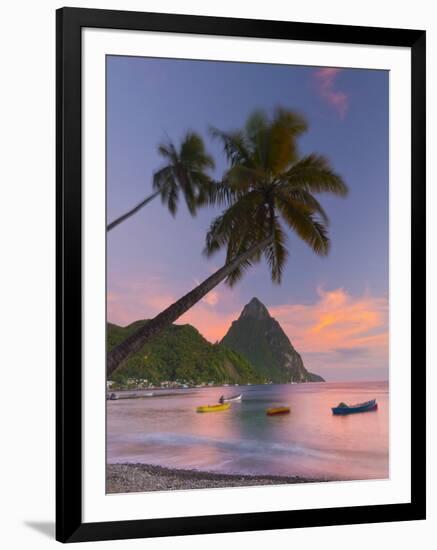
[[108, 321, 263, 385]]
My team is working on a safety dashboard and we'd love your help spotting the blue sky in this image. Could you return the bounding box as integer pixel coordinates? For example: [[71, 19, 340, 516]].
[[106, 56, 389, 381]]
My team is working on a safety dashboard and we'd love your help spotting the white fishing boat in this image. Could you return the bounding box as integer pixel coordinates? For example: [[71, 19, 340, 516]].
[[219, 393, 243, 403]]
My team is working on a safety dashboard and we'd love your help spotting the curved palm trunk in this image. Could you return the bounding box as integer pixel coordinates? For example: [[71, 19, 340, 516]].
[[107, 190, 160, 232], [107, 235, 273, 376]]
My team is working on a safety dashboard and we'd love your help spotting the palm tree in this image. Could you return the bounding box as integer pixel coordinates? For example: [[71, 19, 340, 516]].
[[107, 108, 348, 376], [107, 132, 215, 231]]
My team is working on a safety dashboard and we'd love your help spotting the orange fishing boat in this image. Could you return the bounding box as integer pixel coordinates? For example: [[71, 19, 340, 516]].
[[266, 406, 290, 416]]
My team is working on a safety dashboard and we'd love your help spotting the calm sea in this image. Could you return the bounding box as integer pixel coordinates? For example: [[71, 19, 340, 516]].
[[107, 381, 389, 481]]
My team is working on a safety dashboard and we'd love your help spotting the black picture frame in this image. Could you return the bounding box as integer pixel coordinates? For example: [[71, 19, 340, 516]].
[[56, 7, 426, 543]]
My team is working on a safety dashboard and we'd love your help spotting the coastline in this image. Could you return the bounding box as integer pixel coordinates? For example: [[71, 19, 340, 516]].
[[106, 463, 331, 493]]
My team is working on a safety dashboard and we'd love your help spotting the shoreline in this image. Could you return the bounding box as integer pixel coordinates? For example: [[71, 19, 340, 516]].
[[107, 382, 326, 393], [106, 463, 332, 493]]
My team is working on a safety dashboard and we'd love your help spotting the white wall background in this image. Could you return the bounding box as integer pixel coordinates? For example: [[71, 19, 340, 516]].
[[0, 1, 434, 548]]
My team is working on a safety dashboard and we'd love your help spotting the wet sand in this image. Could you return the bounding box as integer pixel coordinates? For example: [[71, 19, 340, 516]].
[[106, 463, 330, 493]]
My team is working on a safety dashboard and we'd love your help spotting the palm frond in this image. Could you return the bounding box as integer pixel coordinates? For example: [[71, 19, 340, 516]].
[[209, 127, 252, 167], [245, 110, 269, 144], [225, 257, 254, 287], [182, 181, 198, 215], [153, 165, 174, 192], [271, 107, 308, 136], [244, 110, 269, 168], [278, 200, 330, 255], [263, 217, 289, 284], [160, 181, 179, 216], [277, 187, 329, 224], [198, 180, 237, 208], [180, 132, 215, 171], [267, 107, 308, 173], [224, 165, 264, 193], [283, 154, 348, 196], [157, 141, 178, 163], [204, 192, 263, 257], [223, 230, 266, 287]]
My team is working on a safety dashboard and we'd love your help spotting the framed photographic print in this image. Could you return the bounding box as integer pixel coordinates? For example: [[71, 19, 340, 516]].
[[56, 7, 426, 543]]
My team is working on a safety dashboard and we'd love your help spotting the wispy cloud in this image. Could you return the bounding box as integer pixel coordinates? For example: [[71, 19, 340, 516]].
[[270, 287, 387, 353], [313, 68, 349, 119], [270, 287, 388, 377]]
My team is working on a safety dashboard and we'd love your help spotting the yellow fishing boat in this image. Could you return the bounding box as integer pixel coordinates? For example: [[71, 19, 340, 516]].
[[196, 402, 231, 413], [266, 406, 290, 416]]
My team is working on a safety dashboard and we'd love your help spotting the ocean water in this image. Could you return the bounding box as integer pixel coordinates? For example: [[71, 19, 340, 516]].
[[107, 381, 389, 481]]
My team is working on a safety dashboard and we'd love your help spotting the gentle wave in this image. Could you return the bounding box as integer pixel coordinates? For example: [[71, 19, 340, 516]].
[[122, 432, 385, 462]]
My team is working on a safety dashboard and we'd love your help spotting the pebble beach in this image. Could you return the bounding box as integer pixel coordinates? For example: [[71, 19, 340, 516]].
[[106, 463, 324, 493]]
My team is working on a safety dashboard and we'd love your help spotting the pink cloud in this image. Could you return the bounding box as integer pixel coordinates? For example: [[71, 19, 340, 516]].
[[107, 275, 177, 326], [107, 273, 241, 342], [179, 285, 241, 342], [179, 306, 238, 343], [201, 290, 219, 306], [270, 287, 387, 353], [269, 288, 388, 375], [313, 68, 349, 119]]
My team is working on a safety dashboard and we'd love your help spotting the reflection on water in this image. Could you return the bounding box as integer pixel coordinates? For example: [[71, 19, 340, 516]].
[[107, 381, 389, 480]]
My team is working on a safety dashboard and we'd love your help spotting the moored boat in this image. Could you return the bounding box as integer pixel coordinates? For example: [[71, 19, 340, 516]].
[[196, 402, 231, 413], [266, 406, 290, 416], [332, 399, 377, 415], [219, 393, 242, 403], [106, 391, 154, 400]]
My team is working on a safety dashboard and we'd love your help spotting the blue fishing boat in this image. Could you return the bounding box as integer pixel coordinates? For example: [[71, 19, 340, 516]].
[[332, 399, 377, 415]]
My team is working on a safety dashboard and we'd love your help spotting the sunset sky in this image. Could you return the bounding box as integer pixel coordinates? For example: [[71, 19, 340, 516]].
[[106, 56, 389, 381]]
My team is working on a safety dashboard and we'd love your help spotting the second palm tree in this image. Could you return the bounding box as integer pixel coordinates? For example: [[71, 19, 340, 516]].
[[107, 132, 215, 231]]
